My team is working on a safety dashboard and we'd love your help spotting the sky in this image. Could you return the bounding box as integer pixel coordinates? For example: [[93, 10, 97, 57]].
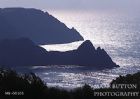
[[0, 0, 140, 12]]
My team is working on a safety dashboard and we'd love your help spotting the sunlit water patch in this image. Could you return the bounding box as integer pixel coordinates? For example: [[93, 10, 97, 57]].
[[38, 11, 140, 89], [10, 65, 140, 89], [44, 11, 140, 67], [10, 11, 140, 89]]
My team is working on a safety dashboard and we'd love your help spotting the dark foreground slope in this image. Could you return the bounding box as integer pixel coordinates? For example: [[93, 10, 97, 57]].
[[0, 38, 118, 69], [0, 8, 83, 45], [0, 68, 139, 99]]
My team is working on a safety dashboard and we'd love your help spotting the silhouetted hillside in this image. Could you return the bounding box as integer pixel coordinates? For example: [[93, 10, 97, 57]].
[[46, 40, 119, 69], [0, 38, 48, 66], [0, 38, 119, 69], [0, 68, 139, 99], [110, 72, 140, 89], [0, 8, 83, 45]]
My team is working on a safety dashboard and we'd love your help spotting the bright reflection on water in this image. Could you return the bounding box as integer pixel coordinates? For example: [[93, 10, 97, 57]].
[[42, 11, 140, 67], [13, 65, 140, 89], [17, 11, 140, 89]]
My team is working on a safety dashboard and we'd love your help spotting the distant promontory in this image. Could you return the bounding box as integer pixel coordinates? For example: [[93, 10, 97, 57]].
[[0, 38, 119, 69], [0, 8, 83, 45]]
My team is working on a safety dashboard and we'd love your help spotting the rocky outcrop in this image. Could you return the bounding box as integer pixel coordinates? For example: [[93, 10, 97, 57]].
[[0, 38, 119, 69], [46, 40, 119, 69]]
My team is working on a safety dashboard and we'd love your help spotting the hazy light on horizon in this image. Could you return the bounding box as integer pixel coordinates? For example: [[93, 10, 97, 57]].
[[0, 0, 140, 12]]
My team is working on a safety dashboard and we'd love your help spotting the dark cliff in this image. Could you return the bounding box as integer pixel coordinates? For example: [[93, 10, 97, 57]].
[[0, 38, 119, 69], [0, 8, 83, 45]]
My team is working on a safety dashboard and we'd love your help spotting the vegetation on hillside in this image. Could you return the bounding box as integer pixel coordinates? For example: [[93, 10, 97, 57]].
[[0, 68, 139, 99]]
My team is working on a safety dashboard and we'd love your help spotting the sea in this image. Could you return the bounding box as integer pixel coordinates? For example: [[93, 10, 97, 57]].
[[13, 10, 140, 89]]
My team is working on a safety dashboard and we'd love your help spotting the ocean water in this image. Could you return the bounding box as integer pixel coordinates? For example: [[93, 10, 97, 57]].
[[16, 11, 140, 89], [44, 11, 140, 67]]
